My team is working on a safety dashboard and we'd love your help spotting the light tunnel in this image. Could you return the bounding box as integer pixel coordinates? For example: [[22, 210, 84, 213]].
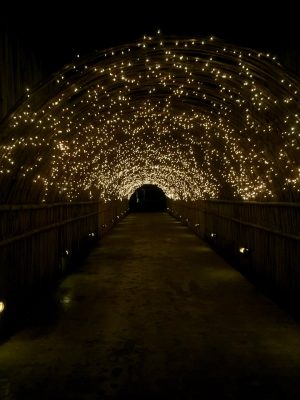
[[0, 34, 300, 204]]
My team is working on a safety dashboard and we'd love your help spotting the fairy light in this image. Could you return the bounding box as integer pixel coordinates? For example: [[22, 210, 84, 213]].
[[0, 35, 300, 203]]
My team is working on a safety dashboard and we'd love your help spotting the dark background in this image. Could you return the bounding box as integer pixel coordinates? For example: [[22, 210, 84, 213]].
[[1, 1, 300, 74], [129, 185, 166, 212]]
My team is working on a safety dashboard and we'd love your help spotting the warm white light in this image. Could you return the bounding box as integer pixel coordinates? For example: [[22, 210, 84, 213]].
[[63, 296, 71, 304], [1, 36, 299, 204], [0, 301, 5, 313], [239, 247, 249, 254]]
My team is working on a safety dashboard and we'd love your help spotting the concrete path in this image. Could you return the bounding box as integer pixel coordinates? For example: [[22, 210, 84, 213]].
[[1, 212, 300, 399]]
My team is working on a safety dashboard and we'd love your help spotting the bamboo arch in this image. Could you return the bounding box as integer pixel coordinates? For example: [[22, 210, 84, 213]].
[[0, 34, 300, 204]]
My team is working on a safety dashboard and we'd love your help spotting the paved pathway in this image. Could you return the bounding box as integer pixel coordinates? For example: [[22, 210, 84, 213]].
[[1, 213, 300, 399]]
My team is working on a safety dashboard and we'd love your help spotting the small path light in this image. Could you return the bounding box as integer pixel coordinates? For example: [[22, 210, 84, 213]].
[[0, 301, 5, 314], [239, 247, 250, 254]]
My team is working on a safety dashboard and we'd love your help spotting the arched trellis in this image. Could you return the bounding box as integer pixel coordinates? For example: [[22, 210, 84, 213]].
[[0, 34, 300, 204]]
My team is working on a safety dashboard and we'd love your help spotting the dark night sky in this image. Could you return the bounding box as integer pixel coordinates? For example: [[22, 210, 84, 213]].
[[1, 1, 300, 74]]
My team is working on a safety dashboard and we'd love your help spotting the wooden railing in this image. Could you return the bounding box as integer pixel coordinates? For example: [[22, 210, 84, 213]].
[[0, 199, 128, 323], [168, 199, 300, 312]]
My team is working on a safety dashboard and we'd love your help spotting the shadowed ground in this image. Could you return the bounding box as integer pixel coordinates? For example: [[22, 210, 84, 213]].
[[1, 212, 300, 399]]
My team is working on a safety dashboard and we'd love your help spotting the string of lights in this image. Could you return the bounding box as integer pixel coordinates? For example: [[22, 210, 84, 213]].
[[0, 33, 299, 203]]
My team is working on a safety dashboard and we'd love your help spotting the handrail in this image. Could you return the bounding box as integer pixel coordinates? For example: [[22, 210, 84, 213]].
[[0, 211, 98, 247], [203, 209, 300, 241], [203, 200, 300, 208], [0, 201, 99, 211]]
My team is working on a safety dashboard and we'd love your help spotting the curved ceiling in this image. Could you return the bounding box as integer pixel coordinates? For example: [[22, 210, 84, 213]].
[[0, 34, 300, 203]]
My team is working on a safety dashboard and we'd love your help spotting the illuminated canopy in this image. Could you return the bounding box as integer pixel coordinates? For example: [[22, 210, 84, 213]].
[[0, 34, 300, 203]]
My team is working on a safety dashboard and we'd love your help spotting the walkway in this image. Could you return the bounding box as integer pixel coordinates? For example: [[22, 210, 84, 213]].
[[1, 213, 300, 399]]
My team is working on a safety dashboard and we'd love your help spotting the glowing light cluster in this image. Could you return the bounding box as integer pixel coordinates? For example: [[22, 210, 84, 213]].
[[0, 34, 300, 203]]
